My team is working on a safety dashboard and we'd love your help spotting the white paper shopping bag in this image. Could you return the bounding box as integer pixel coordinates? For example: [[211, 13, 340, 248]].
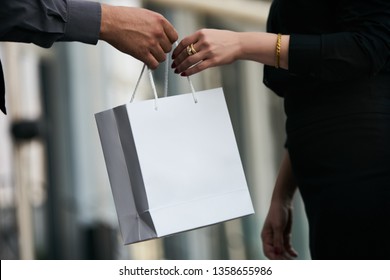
[[95, 67, 254, 245]]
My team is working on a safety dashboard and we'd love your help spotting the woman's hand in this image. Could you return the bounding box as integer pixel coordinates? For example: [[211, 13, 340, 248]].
[[172, 29, 289, 76], [171, 29, 242, 76], [261, 200, 298, 259], [261, 151, 298, 259]]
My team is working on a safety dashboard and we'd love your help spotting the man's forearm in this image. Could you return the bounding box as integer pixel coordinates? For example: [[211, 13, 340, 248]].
[[0, 0, 101, 47]]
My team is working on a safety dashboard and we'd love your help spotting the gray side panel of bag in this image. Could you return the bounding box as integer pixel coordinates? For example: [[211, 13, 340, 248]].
[[113, 106, 157, 238], [95, 107, 156, 244]]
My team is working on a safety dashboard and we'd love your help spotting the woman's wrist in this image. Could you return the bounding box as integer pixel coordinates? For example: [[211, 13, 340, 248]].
[[270, 151, 297, 205], [279, 34, 289, 69], [237, 32, 289, 69], [271, 187, 295, 206]]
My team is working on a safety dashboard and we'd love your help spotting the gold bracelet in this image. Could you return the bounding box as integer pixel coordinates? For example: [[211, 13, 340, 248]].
[[275, 33, 282, 69]]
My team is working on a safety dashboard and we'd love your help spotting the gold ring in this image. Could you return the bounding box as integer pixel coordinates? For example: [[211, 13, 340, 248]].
[[186, 45, 193, 56], [190, 43, 197, 54]]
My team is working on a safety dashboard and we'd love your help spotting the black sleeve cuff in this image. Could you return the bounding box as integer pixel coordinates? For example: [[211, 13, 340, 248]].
[[62, 0, 101, 45]]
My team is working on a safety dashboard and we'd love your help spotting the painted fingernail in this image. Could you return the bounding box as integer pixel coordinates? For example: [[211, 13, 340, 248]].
[[171, 62, 176, 68], [180, 72, 187, 77], [174, 69, 180, 74]]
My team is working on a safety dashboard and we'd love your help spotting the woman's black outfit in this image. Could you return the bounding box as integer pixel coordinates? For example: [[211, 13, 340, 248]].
[[264, 0, 390, 259]]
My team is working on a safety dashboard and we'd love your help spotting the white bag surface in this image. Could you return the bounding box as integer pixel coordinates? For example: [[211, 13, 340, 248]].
[[95, 68, 254, 244]]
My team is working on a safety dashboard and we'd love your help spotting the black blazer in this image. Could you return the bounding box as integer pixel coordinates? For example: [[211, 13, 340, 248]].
[[264, 0, 390, 98]]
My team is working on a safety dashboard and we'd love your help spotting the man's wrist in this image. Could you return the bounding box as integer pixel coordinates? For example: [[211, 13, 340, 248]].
[[99, 4, 112, 42]]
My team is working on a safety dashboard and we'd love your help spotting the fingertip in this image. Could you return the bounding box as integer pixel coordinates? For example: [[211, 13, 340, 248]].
[[171, 33, 179, 43], [172, 44, 183, 59], [148, 60, 159, 70], [171, 46, 180, 60], [156, 52, 167, 63], [290, 250, 299, 258], [165, 45, 173, 54], [274, 247, 282, 256]]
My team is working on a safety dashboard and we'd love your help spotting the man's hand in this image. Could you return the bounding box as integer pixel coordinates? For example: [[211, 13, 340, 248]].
[[99, 4, 178, 69]]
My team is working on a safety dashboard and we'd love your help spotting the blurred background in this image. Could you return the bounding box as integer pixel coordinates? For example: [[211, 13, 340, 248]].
[[0, 0, 310, 260]]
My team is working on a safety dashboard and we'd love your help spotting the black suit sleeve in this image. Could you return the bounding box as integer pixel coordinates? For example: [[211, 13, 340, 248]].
[[0, 0, 101, 114], [0, 0, 101, 47]]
